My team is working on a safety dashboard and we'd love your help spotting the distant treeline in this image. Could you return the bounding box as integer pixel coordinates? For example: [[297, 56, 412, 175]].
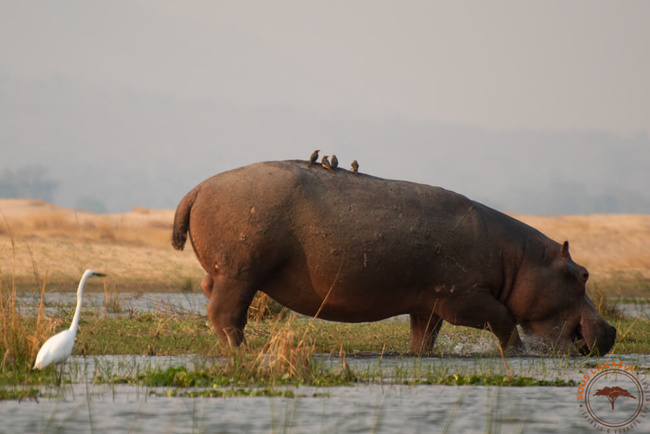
[[0, 166, 58, 203]]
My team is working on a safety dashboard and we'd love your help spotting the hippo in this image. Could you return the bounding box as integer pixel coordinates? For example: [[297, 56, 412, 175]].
[[172, 160, 616, 356]]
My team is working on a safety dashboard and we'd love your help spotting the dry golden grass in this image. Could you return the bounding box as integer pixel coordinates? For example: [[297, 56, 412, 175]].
[[0, 199, 203, 292], [1, 199, 648, 296], [1, 252, 58, 371], [0, 199, 174, 246], [512, 213, 650, 283]]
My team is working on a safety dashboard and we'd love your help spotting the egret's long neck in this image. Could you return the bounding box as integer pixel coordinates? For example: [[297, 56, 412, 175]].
[[69, 274, 89, 332]]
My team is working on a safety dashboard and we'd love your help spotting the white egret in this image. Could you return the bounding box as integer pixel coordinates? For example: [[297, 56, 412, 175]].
[[33, 269, 106, 379]]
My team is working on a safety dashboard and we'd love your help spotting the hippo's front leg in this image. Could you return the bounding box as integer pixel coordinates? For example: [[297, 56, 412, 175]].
[[409, 313, 443, 354], [439, 288, 523, 351], [207, 274, 257, 347]]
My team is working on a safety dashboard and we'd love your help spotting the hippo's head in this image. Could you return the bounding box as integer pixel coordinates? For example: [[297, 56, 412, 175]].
[[509, 241, 616, 356]]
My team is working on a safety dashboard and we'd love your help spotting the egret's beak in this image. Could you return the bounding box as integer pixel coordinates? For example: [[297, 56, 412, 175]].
[[92, 272, 107, 277]]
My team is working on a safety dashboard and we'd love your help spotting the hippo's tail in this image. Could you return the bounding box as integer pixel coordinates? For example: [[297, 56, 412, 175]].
[[171, 187, 200, 251]]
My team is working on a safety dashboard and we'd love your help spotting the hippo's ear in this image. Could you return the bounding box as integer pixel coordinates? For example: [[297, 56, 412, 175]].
[[560, 241, 570, 258]]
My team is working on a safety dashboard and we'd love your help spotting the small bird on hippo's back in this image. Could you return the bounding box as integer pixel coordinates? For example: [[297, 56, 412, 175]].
[[350, 159, 359, 175], [330, 154, 339, 170], [322, 155, 334, 171], [309, 149, 320, 167]]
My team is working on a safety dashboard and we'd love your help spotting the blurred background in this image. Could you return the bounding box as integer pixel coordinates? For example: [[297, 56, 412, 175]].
[[2, 1, 648, 215]]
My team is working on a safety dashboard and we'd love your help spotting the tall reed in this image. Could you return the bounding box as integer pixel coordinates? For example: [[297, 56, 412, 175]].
[[0, 216, 54, 372], [215, 319, 317, 384]]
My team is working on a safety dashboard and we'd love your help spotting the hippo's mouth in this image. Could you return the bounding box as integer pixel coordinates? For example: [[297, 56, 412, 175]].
[[571, 323, 591, 355]]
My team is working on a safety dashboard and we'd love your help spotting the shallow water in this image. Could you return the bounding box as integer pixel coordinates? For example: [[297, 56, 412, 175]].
[[4, 354, 649, 433], [618, 302, 650, 319], [56, 353, 650, 385], [18, 292, 650, 319], [17, 292, 208, 316], [9, 293, 650, 433], [1, 383, 594, 433]]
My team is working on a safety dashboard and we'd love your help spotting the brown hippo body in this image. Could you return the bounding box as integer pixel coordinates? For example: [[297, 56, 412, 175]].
[[172, 160, 616, 355]]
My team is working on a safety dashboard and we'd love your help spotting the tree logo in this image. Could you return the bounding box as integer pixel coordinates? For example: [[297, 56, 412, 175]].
[[577, 360, 648, 431], [594, 386, 636, 410]]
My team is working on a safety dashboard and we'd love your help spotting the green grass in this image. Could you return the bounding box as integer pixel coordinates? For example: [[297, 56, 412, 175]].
[[2, 309, 648, 389], [75, 313, 218, 356], [32, 312, 414, 357], [3, 258, 650, 399], [413, 374, 576, 387], [608, 317, 650, 354], [94, 364, 578, 389], [157, 387, 297, 398], [0, 387, 40, 401], [5, 307, 650, 366]]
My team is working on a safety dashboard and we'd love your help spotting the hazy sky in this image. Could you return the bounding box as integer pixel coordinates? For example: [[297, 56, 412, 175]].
[[3, 1, 649, 134], [1, 1, 649, 213]]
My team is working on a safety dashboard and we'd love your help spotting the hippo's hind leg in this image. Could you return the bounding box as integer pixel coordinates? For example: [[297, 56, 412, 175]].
[[207, 274, 257, 347], [410, 313, 443, 355], [200, 274, 214, 298]]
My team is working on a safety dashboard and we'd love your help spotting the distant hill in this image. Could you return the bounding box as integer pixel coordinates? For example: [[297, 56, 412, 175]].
[[2, 72, 649, 214]]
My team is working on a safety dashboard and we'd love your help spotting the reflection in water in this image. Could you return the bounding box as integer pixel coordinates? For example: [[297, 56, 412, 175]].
[[4, 354, 649, 433], [9, 292, 649, 433]]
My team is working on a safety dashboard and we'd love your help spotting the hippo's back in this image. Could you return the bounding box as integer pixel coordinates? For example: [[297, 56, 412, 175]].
[[175, 160, 549, 320], [185, 161, 492, 283]]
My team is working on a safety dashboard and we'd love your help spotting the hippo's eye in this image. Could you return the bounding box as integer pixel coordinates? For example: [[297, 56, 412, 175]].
[[581, 270, 589, 282]]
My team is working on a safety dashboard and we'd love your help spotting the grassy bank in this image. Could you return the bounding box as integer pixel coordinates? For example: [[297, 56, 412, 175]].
[[1, 198, 650, 399], [1, 282, 649, 402], [11, 309, 650, 360], [2, 199, 650, 295], [2, 305, 649, 381]]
